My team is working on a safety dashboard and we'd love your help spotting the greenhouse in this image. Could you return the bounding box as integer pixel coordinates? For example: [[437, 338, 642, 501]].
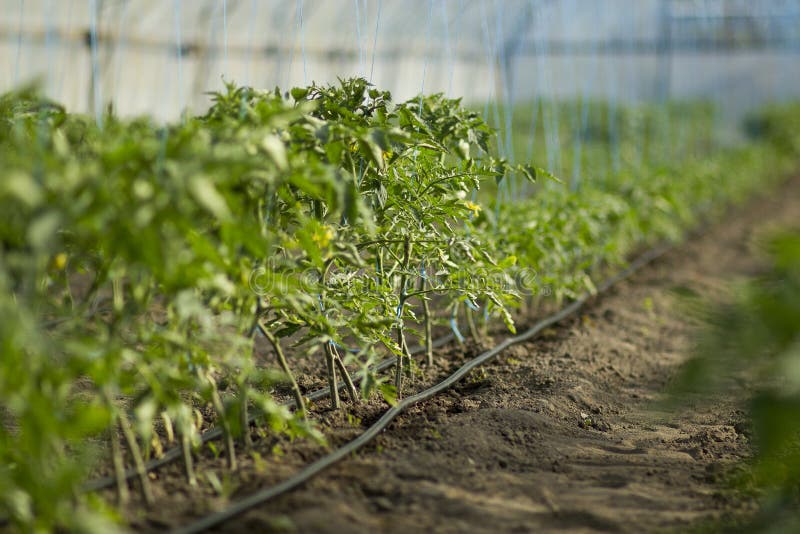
[[1, 1, 799, 532]]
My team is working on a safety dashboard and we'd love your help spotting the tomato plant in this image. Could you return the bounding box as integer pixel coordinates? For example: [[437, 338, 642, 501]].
[[0, 81, 799, 531]]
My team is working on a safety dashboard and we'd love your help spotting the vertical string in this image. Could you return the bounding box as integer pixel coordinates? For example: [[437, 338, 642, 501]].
[[245, 0, 258, 87], [524, 1, 541, 174], [413, 0, 435, 188], [562, 0, 579, 187], [275, 5, 290, 87], [701, 0, 720, 151], [57, 0, 74, 101], [494, 0, 518, 200], [487, 6, 505, 160], [440, 0, 453, 95], [112, 0, 131, 115], [89, 0, 103, 127], [625, 4, 642, 171], [174, 0, 184, 119], [569, 0, 582, 189], [540, 4, 560, 176], [419, 0, 435, 102], [223, 0, 228, 75], [652, 0, 670, 165], [479, 0, 507, 217], [369, 0, 382, 82], [572, 1, 600, 190], [298, 0, 308, 84], [605, 4, 621, 176], [354, 0, 364, 76], [14, 0, 24, 88], [479, 0, 500, 153], [44, 0, 55, 96]]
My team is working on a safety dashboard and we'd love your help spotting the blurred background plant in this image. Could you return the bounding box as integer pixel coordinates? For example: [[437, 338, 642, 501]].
[[670, 229, 800, 532]]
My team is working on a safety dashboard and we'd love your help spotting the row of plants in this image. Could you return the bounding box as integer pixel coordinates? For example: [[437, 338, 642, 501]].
[[481, 97, 718, 196], [0, 78, 533, 531], [1, 79, 799, 531]]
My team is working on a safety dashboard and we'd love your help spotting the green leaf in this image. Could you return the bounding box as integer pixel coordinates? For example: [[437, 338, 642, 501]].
[[536, 166, 563, 184], [4, 171, 43, 207], [358, 135, 385, 171], [752, 393, 800, 460], [498, 255, 517, 269], [378, 383, 398, 406], [518, 164, 537, 183], [583, 275, 597, 295], [290, 87, 309, 101], [456, 139, 470, 160], [27, 211, 61, 250], [135, 397, 159, 442], [189, 176, 232, 221], [66, 402, 112, 439], [261, 134, 288, 170]]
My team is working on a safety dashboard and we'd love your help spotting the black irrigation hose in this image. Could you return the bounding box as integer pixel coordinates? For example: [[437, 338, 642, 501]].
[[172, 243, 673, 534], [82, 333, 456, 493]]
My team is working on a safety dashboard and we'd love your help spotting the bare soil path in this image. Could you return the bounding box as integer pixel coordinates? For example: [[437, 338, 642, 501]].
[[135, 177, 800, 533]]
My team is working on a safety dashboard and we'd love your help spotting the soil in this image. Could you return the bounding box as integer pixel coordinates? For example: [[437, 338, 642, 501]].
[[125, 176, 800, 533]]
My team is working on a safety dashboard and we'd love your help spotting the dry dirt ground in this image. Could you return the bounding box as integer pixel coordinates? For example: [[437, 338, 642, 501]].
[[130, 177, 800, 533]]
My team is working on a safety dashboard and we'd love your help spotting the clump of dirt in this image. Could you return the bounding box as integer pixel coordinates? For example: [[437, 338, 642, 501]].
[[124, 177, 800, 533]]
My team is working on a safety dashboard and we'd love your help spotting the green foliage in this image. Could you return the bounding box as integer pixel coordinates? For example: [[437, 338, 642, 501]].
[[744, 102, 800, 156], [0, 79, 798, 531], [0, 78, 522, 530]]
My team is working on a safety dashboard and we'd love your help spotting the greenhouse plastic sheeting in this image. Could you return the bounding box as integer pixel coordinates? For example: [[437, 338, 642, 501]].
[[1, 0, 798, 120]]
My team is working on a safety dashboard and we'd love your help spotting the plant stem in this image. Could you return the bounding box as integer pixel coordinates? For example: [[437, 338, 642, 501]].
[[109, 426, 130, 504], [117, 410, 154, 506], [465, 306, 481, 344], [418, 276, 433, 366], [181, 432, 197, 486], [376, 246, 385, 288], [517, 292, 528, 318], [238, 384, 252, 450], [331, 343, 359, 403], [452, 302, 465, 346], [324, 342, 340, 409], [259, 322, 307, 416], [206, 372, 237, 471], [395, 236, 413, 397], [318, 261, 344, 410], [479, 309, 490, 338], [395, 333, 405, 394]]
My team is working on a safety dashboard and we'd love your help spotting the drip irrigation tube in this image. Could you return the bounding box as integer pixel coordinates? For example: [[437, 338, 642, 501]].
[[172, 243, 672, 534], [82, 333, 456, 493]]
